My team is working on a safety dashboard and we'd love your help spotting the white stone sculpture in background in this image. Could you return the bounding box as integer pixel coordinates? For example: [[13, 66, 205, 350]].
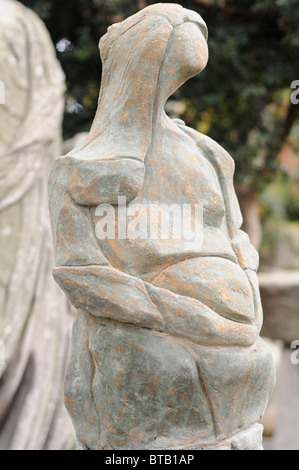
[[0, 0, 75, 450]]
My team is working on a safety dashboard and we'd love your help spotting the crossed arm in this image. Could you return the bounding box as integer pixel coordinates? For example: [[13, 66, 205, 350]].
[[49, 153, 262, 348]]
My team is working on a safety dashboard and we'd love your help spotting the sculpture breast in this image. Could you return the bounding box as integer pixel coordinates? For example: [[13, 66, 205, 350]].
[[49, 3, 275, 450]]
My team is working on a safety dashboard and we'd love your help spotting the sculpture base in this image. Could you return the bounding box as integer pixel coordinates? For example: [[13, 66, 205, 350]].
[[194, 424, 264, 450], [76, 424, 264, 451]]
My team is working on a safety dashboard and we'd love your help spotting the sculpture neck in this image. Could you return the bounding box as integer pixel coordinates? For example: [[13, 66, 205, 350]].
[[150, 83, 176, 142]]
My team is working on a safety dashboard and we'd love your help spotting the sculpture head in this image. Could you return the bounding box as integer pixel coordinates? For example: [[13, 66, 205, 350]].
[[157, 11, 209, 100], [71, 3, 208, 160], [100, 3, 208, 100]]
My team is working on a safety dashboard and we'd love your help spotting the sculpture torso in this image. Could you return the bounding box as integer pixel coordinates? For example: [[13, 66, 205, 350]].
[[91, 118, 256, 324], [94, 118, 238, 278]]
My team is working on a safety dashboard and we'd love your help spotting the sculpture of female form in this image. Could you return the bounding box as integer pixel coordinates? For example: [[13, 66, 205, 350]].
[[49, 3, 275, 450]]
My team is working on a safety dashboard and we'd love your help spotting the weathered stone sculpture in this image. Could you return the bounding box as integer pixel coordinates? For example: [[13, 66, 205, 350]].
[[49, 3, 275, 450], [0, 0, 75, 450]]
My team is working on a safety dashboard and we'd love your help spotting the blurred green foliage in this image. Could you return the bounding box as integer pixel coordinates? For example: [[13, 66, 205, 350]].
[[260, 178, 299, 262], [19, 0, 299, 191], [261, 178, 299, 222]]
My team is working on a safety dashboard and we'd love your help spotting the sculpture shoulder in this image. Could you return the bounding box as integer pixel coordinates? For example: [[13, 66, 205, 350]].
[[49, 154, 145, 207], [0, 0, 38, 28], [173, 119, 236, 177], [0, 1, 19, 26]]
